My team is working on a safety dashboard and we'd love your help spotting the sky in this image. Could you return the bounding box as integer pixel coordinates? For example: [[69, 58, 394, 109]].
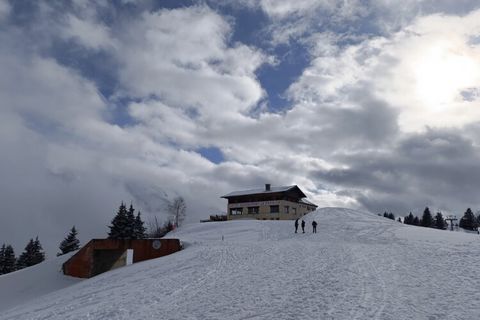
[[1, 0, 480, 256]]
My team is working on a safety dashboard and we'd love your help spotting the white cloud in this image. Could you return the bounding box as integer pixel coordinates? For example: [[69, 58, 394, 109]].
[[62, 14, 117, 50], [0, 4, 280, 255], [288, 9, 480, 132], [4, 1, 480, 257], [116, 6, 270, 122]]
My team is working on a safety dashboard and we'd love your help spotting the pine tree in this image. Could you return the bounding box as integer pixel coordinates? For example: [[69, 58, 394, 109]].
[[17, 238, 34, 269], [459, 208, 478, 231], [397, 217, 402, 223], [16, 237, 45, 270], [32, 237, 45, 265], [421, 207, 433, 228], [413, 216, 420, 226], [126, 204, 136, 238], [383, 212, 388, 218], [3, 245, 16, 274], [58, 226, 80, 256], [388, 212, 395, 220], [404, 212, 414, 225], [108, 202, 130, 239], [134, 212, 146, 239], [434, 212, 446, 229], [0, 244, 5, 275]]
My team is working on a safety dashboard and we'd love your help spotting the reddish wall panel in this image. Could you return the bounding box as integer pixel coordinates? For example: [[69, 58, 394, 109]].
[[63, 239, 181, 278]]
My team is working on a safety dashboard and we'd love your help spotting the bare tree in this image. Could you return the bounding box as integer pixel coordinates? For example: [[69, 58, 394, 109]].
[[147, 216, 174, 238], [168, 196, 186, 228]]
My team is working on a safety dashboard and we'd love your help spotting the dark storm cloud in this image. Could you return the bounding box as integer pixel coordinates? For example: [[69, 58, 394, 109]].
[[313, 128, 480, 214], [319, 89, 399, 144]]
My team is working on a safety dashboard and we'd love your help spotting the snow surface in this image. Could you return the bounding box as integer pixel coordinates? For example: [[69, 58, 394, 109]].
[[0, 251, 81, 312], [2, 207, 480, 319]]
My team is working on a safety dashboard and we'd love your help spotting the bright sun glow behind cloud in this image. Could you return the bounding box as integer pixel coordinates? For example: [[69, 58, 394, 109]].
[[414, 42, 479, 109], [373, 10, 480, 132]]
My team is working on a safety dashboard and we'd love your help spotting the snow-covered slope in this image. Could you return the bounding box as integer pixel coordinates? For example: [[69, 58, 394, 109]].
[[0, 251, 81, 312], [2, 207, 480, 320]]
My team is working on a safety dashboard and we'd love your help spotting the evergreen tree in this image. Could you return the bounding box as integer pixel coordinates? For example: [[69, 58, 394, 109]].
[[413, 216, 420, 226], [404, 212, 414, 225], [17, 239, 33, 269], [57, 226, 80, 256], [459, 208, 478, 231], [434, 212, 446, 229], [126, 204, 136, 238], [383, 212, 388, 218], [32, 237, 45, 265], [397, 217, 402, 223], [3, 245, 16, 274], [108, 202, 130, 239], [388, 212, 395, 220], [134, 212, 146, 239], [421, 207, 433, 228], [16, 237, 45, 270], [0, 244, 5, 275]]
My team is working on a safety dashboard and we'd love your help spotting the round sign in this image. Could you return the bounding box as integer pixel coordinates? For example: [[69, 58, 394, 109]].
[[152, 240, 162, 250]]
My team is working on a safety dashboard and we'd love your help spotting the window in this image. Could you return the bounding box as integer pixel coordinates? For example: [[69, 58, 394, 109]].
[[230, 208, 243, 215], [248, 206, 259, 214], [293, 207, 297, 215], [284, 206, 289, 214], [270, 205, 279, 213]]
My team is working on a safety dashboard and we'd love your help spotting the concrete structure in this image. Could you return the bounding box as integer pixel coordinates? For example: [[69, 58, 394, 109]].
[[63, 238, 181, 278], [222, 184, 317, 221]]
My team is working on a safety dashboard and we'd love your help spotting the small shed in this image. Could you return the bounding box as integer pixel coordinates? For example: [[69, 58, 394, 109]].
[[63, 238, 181, 278]]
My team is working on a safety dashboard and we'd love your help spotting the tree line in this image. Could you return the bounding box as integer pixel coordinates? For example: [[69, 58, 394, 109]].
[[0, 228, 80, 277], [380, 207, 480, 231], [0, 197, 186, 276], [107, 197, 186, 239], [0, 237, 47, 276]]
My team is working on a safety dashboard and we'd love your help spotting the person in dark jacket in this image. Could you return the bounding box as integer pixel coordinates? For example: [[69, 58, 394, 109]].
[[294, 218, 299, 233], [301, 220, 306, 233], [312, 220, 317, 233]]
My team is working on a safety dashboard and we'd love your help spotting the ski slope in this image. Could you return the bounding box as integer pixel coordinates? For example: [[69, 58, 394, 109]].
[[2, 207, 480, 319]]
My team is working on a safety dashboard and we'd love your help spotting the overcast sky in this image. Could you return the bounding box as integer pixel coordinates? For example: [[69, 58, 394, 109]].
[[1, 0, 480, 256]]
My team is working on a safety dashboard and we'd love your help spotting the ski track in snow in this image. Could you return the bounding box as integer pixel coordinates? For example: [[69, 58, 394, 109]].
[[2, 207, 480, 320]]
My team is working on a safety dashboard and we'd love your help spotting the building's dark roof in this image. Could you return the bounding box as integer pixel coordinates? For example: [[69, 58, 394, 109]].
[[299, 198, 318, 207], [221, 185, 306, 198]]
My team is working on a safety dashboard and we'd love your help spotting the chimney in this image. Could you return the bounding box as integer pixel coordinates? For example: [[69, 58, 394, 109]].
[[265, 184, 271, 191]]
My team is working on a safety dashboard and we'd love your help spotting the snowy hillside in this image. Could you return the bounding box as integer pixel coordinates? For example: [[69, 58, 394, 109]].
[[2, 207, 480, 320]]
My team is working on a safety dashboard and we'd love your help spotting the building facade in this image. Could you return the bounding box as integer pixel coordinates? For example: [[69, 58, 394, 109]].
[[222, 184, 317, 221]]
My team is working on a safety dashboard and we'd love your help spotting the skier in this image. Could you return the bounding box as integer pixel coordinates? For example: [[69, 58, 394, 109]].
[[294, 218, 299, 233], [301, 220, 305, 233], [312, 220, 317, 233]]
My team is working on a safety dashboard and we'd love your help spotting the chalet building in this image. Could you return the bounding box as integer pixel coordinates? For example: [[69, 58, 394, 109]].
[[222, 184, 317, 221]]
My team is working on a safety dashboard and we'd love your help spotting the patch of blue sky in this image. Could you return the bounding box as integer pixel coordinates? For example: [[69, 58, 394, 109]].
[[256, 42, 311, 113], [49, 39, 119, 98], [197, 146, 225, 164], [210, 4, 309, 113], [151, 0, 196, 11]]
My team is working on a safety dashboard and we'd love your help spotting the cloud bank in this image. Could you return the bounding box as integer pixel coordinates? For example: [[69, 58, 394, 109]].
[[1, 0, 480, 255]]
